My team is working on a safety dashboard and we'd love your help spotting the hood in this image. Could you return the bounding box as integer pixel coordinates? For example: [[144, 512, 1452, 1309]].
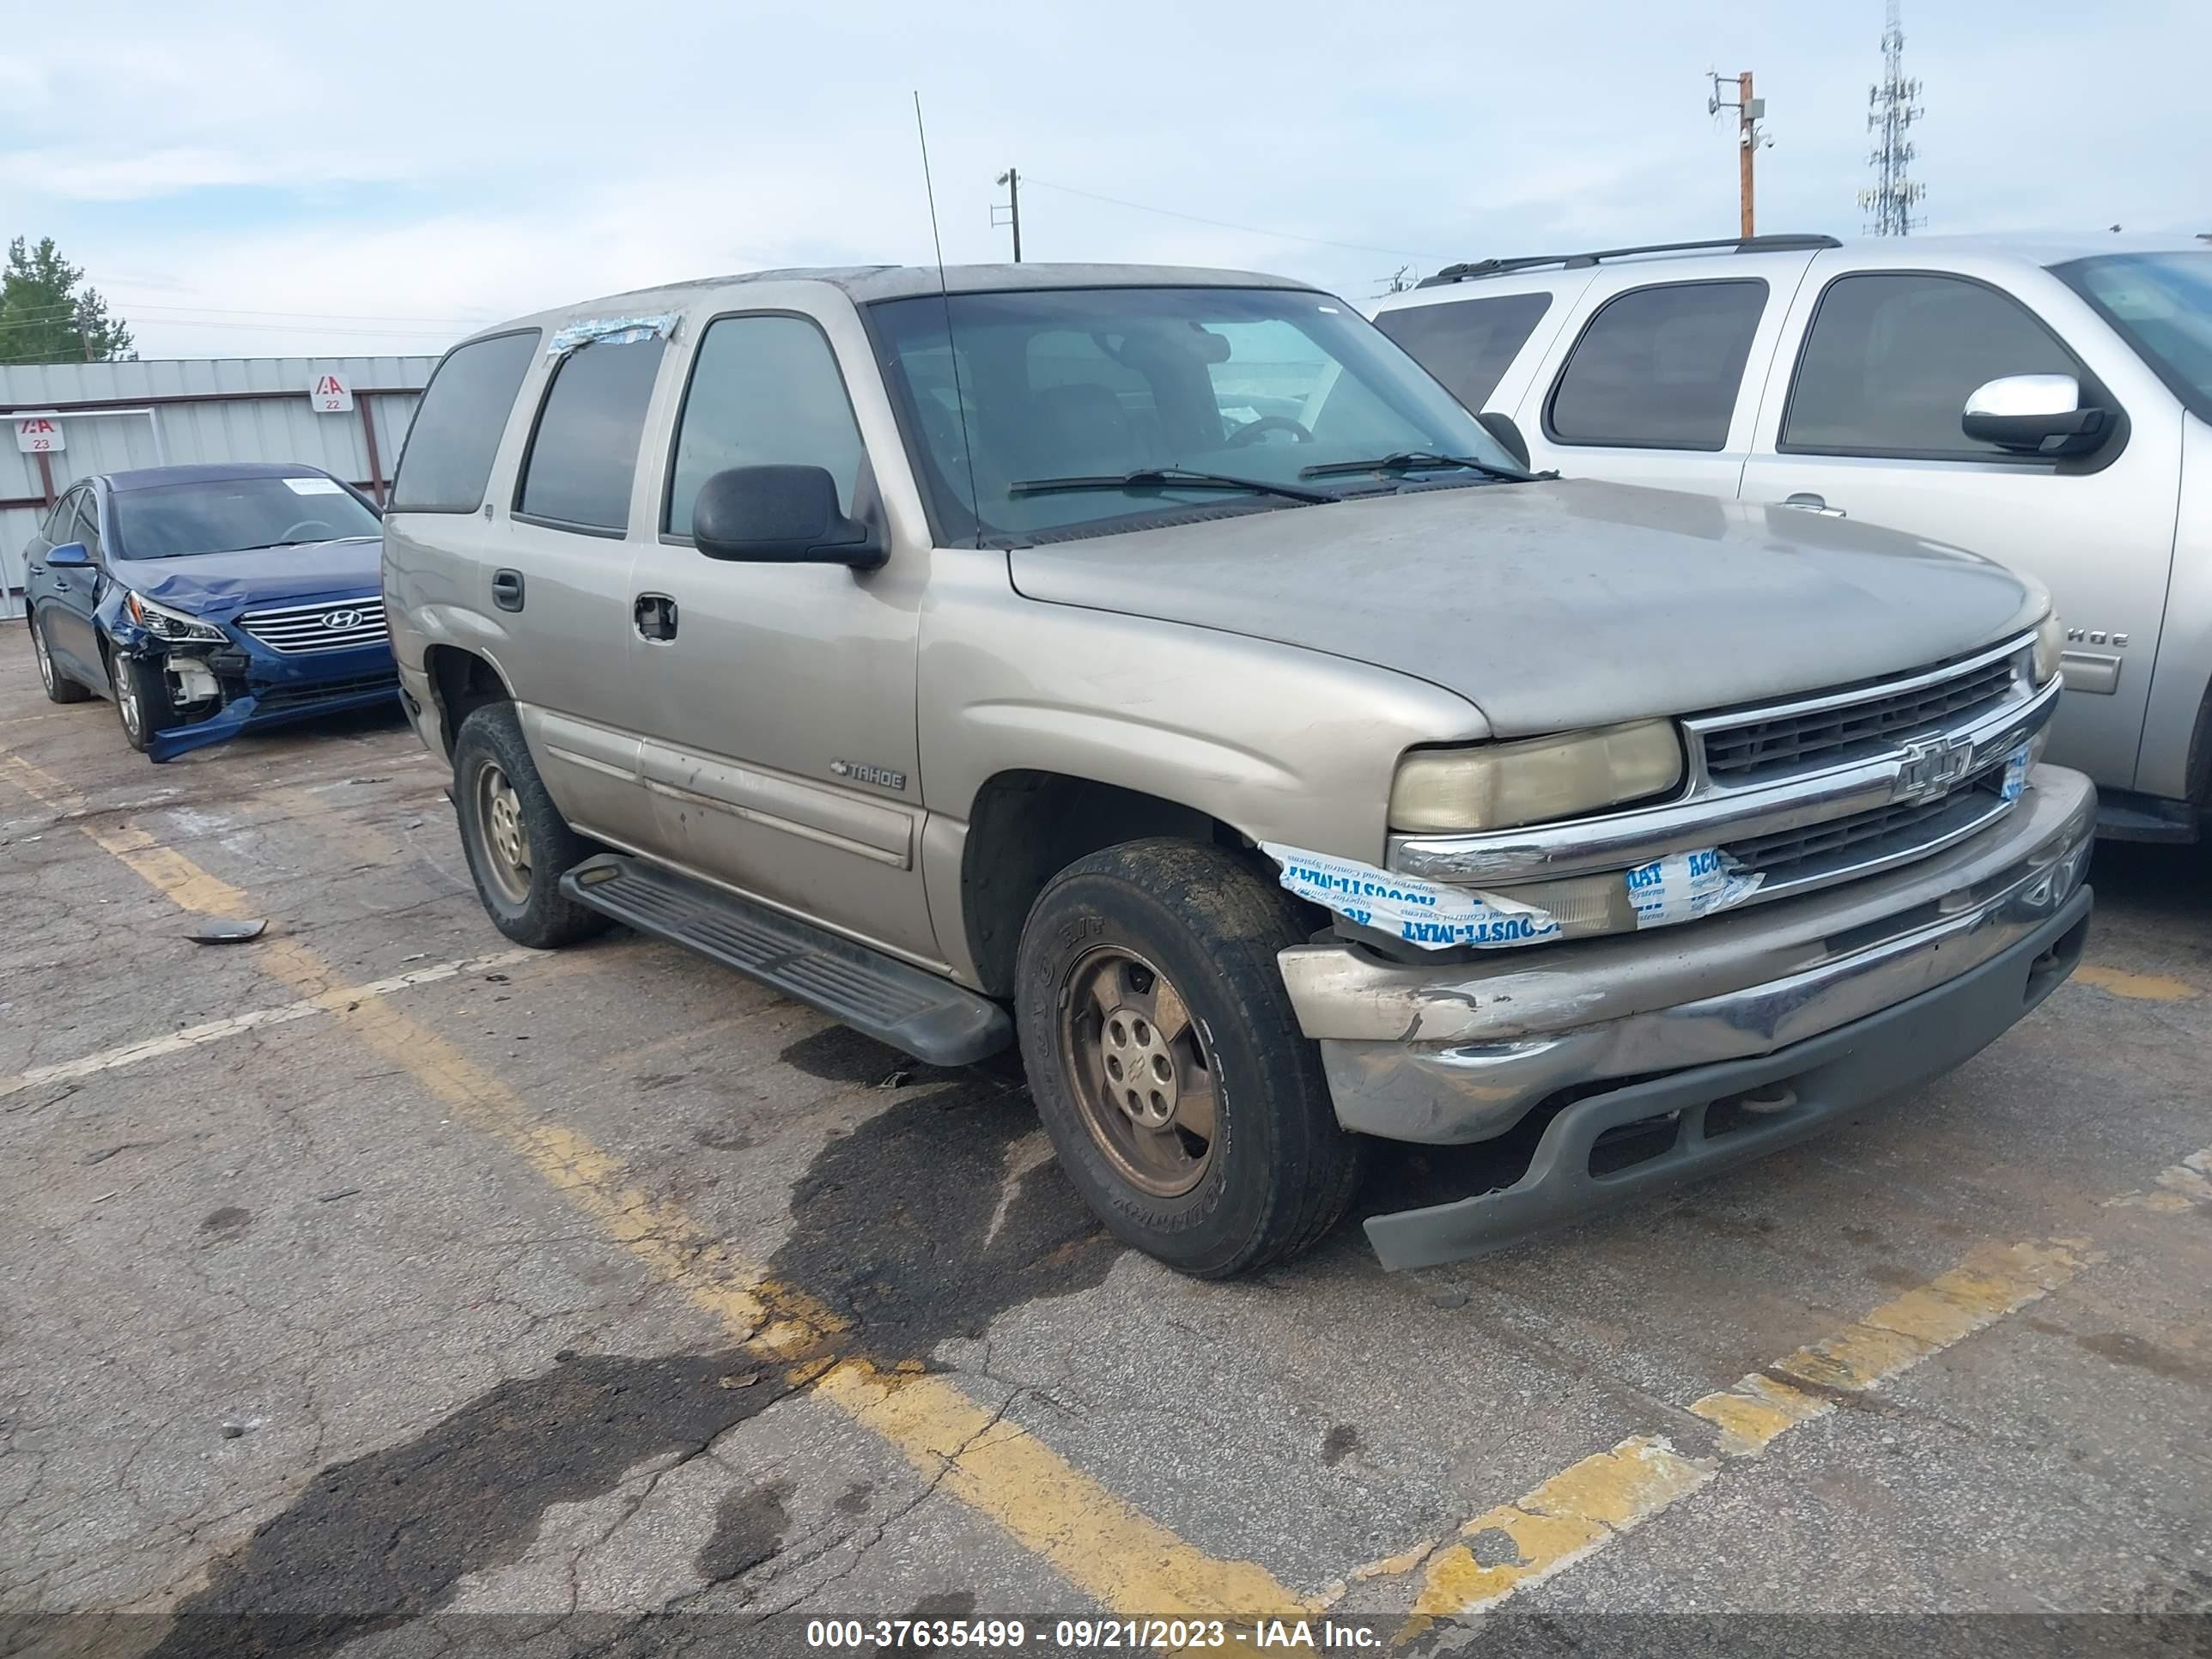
[[110, 537, 383, 615], [1007, 480, 2042, 737]]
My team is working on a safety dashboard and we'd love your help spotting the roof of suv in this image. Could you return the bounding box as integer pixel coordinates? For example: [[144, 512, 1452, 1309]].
[[485, 263, 1321, 343], [1389, 230, 2207, 300]]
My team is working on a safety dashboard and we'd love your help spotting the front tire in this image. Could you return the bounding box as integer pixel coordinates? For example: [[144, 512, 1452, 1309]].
[[451, 702, 610, 949], [30, 611, 90, 704], [1016, 838, 1363, 1278], [107, 648, 173, 752]]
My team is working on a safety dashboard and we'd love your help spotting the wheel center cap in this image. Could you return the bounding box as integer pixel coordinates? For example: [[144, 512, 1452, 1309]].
[[1101, 1005, 1178, 1128]]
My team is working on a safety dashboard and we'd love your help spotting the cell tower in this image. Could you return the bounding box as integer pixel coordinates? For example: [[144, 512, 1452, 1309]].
[[1858, 0, 1926, 235]]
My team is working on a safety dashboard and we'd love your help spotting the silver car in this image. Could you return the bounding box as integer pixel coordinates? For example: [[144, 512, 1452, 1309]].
[[1372, 232, 2212, 844], [382, 264, 2092, 1276]]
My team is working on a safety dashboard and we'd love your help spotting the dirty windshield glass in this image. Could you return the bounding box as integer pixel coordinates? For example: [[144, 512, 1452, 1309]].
[[111, 476, 383, 560], [868, 286, 1522, 543]]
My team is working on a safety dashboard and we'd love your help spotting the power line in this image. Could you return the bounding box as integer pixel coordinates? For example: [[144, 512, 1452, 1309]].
[[1023, 179, 1440, 262]]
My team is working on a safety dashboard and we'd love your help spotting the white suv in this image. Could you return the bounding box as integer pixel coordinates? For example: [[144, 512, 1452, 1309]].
[[1373, 233, 2212, 842]]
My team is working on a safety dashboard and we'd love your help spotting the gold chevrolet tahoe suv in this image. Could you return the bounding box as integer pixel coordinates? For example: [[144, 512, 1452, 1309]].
[[382, 264, 2093, 1276]]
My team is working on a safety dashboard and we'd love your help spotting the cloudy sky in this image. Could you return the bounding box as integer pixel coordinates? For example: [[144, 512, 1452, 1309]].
[[2, 0, 2204, 361]]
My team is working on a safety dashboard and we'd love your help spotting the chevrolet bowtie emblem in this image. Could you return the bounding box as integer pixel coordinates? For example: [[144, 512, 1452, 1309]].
[[1893, 733, 1976, 803]]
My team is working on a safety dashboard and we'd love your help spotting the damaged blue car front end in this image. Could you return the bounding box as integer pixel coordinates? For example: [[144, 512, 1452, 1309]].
[[100, 538, 398, 763]]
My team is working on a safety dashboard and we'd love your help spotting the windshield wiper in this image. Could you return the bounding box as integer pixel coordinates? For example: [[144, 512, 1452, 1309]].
[[1009, 467, 1336, 506], [1298, 451, 1534, 483]]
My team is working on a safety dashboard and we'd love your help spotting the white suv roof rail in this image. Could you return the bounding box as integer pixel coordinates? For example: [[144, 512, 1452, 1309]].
[[1416, 234, 1841, 289]]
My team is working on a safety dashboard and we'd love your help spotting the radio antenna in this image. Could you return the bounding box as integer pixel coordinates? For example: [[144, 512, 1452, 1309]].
[[913, 91, 984, 549]]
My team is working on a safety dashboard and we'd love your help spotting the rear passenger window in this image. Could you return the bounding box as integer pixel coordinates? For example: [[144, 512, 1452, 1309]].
[[1782, 273, 2085, 458], [1373, 293, 1553, 410], [665, 316, 864, 538], [1547, 281, 1766, 450], [517, 338, 666, 532], [389, 330, 540, 513]]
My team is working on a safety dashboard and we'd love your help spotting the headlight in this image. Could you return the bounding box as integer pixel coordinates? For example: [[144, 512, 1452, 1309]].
[[2033, 613, 2063, 687], [124, 591, 226, 643], [1389, 720, 1686, 833]]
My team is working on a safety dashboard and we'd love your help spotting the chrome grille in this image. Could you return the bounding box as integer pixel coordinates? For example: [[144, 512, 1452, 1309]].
[[1724, 768, 2008, 891], [240, 596, 387, 656], [1700, 658, 2015, 782]]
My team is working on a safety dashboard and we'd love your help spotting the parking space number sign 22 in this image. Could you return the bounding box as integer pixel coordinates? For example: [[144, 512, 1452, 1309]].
[[308, 373, 354, 414], [15, 416, 64, 453]]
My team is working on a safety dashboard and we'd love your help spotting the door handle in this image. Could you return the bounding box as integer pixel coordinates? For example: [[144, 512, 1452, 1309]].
[[1778, 493, 1847, 519], [634, 593, 678, 642], [490, 568, 525, 611]]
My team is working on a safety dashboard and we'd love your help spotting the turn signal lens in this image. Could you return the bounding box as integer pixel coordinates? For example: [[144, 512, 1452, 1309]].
[[1389, 720, 1686, 833]]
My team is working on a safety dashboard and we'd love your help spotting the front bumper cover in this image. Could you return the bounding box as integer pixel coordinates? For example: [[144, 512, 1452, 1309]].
[[110, 620, 397, 763], [1277, 764, 2097, 1268]]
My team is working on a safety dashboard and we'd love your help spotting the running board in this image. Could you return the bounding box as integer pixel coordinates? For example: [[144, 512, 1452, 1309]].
[[559, 854, 1013, 1066]]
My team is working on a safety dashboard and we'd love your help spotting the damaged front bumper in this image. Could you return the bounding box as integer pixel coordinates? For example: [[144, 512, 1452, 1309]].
[[112, 623, 398, 763], [1278, 765, 2097, 1268]]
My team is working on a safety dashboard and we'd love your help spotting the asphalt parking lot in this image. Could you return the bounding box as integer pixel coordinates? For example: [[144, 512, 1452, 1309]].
[[4, 625, 2210, 1658]]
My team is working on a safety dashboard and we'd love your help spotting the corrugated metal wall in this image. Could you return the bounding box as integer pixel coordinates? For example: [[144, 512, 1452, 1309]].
[[3, 355, 438, 621]]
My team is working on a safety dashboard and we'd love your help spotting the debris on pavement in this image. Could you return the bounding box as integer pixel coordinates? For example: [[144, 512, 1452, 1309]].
[[184, 918, 267, 944]]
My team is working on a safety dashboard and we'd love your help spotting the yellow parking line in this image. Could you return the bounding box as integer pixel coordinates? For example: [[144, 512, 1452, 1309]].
[[1399, 1236, 2095, 1633], [2074, 964, 2200, 1002], [0, 748, 1308, 1620]]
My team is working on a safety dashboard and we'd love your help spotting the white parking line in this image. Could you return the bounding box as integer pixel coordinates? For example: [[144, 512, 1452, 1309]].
[[0, 948, 538, 1100]]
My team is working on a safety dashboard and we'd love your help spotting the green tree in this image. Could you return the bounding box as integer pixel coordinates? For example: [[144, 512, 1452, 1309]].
[[0, 236, 136, 364]]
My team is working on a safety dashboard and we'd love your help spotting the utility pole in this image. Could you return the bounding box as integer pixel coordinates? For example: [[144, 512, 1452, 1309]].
[[1706, 71, 1769, 238], [993, 167, 1023, 263]]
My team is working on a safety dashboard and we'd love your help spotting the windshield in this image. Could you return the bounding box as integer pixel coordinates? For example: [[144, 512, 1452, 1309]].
[[2056, 252, 2212, 422], [110, 475, 382, 561], [867, 285, 1524, 544]]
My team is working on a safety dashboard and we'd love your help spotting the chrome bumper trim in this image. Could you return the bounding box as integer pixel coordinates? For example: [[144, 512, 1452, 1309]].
[[1389, 671, 2060, 887], [1286, 765, 2094, 1144]]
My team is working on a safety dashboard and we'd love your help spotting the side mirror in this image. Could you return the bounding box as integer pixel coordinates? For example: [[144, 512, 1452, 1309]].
[[1476, 410, 1532, 471], [44, 540, 92, 568], [1962, 374, 2110, 457], [691, 465, 884, 567]]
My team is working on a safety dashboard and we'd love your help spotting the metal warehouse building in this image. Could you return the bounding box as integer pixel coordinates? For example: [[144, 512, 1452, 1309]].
[[2, 356, 437, 620]]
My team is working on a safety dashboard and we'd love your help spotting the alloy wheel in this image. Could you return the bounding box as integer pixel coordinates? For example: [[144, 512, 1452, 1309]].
[[474, 760, 532, 904], [1057, 945, 1218, 1197]]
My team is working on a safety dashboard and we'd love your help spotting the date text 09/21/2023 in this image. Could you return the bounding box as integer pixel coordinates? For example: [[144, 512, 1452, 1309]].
[[803, 1616, 1382, 1649]]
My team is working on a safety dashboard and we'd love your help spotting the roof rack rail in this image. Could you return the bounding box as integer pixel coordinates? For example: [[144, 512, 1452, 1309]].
[[1414, 234, 1841, 289]]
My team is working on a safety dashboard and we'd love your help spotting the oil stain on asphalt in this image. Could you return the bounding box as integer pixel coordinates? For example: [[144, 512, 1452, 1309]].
[[149, 1056, 1120, 1656]]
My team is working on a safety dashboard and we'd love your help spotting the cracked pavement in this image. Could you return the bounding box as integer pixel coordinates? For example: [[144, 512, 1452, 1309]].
[[3, 628, 2212, 1656]]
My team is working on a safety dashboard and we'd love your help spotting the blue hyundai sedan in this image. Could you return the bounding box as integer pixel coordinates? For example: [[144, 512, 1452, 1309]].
[[21, 462, 396, 762]]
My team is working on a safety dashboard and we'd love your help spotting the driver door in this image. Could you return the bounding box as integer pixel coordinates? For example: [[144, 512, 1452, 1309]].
[[36, 486, 107, 684], [1739, 258, 2181, 793]]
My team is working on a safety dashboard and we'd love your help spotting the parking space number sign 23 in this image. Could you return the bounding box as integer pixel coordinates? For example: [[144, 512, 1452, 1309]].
[[15, 416, 64, 453], [308, 373, 354, 414]]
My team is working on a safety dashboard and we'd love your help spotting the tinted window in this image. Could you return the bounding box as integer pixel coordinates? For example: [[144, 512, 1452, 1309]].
[[665, 316, 864, 537], [1784, 273, 2081, 456], [390, 330, 540, 513], [40, 489, 76, 544], [73, 492, 103, 558], [112, 476, 381, 560], [1373, 293, 1553, 410], [1548, 281, 1766, 449], [516, 338, 665, 531]]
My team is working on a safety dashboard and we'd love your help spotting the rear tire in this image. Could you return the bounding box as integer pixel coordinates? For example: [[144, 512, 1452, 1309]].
[[30, 611, 90, 704], [452, 702, 611, 949], [1016, 837, 1363, 1278]]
